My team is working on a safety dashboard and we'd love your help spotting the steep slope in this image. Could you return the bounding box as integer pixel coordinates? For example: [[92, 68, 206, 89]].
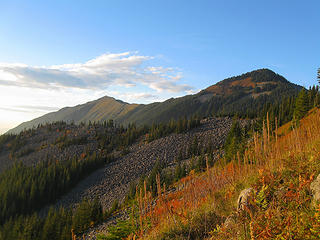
[[51, 117, 236, 210], [7, 69, 302, 134], [94, 108, 320, 240]]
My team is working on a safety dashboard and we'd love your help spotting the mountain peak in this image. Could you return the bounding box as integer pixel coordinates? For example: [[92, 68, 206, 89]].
[[203, 68, 294, 97], [97, 96, 127, 104]]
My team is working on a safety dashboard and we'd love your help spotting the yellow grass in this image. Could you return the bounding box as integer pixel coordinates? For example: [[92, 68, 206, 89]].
[[138, 108, 320, 239]]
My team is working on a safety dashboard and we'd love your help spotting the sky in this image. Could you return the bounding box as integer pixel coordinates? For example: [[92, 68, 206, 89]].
[[0, 0, 319, 133]]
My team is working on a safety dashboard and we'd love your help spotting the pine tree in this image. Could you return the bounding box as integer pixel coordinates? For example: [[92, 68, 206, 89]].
[[72, 200, 92, 234], [175, 158, 182, 180], [293, 88, 309, 121], [42, 207, 58, 240], [224, 120, 243, 161]]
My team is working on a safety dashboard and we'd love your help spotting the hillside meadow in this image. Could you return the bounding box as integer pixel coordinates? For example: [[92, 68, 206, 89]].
[[97, 108, 320, 240]]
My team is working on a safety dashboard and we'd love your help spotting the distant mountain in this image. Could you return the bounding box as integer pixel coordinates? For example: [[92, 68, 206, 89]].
[[8, 97, 139, 134], [7, 69, 302, 134]]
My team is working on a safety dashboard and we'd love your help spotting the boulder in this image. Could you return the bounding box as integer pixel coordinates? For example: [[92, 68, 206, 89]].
[[310, 174, 320, 205], [237, 188, 254, 211]]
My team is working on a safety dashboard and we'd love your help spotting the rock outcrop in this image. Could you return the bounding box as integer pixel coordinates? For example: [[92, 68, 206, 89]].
[[237, 188, 254, 212], [310, 174, 320, 206]]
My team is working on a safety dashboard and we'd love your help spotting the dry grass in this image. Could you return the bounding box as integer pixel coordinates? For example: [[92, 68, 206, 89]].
[[134, 108, 320, 239]]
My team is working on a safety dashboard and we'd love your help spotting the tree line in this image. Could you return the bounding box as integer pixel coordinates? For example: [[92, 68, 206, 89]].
[[0, 198, 104, 240], [0, 152, 110, 224], [146, 116, 200, 142]]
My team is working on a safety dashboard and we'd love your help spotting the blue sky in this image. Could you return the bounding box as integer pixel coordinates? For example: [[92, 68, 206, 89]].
[[0, 0, 319, 132]]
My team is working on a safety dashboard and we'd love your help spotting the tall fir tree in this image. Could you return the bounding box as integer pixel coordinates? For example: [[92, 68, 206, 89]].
[[293, 88, 309, 121], [224, 120, 243, 161]]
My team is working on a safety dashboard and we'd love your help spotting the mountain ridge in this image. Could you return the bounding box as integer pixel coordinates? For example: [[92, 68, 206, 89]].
[[7, 68, 302, 134]]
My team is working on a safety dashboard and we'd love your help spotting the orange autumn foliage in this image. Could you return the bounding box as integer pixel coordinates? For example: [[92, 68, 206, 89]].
[[140, 108, 320, 239]]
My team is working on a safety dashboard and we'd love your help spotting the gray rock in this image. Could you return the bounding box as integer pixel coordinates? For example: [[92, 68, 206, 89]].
[[237, 188, 254, 211], [310, 174, 320, 205]]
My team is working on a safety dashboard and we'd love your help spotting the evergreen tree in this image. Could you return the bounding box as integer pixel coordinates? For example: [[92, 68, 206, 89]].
[[224, 120, 243, 162], [42, 207, 59, 240], [196, 152, 206, 172], [175, 158, 182, 180], [72, 200, 93, 234], [293, 88, 309, 121]]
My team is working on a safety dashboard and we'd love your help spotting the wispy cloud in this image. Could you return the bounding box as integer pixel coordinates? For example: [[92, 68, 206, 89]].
[[0, 52, 196, 133], [104, 90, 159, 103], [16, 105, 60, 111], [0, 52, 194, 93], [0, 105, 59, 113]]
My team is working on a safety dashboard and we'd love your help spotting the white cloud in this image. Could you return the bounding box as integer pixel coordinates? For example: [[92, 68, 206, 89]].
[[0, 52, 193, 93], [186, 89, 201, 95], [0, 105, 60, 113], [104, 90, 159, 103], [0, 52, 197, 133]]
